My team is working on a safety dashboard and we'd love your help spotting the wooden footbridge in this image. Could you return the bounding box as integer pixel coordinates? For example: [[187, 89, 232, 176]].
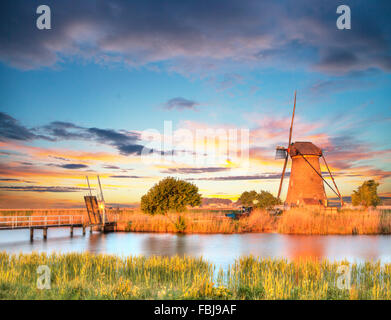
[[0, 175, 117, 241], [0, 214, 117, 241]]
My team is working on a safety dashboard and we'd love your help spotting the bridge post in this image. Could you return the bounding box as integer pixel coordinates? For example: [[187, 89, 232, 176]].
[[82, 225, 86, 236], [70, 226, 74, 237], [43, 227, 47, 240], [90, 226, 93, 234], [30, 228, 34, 241]]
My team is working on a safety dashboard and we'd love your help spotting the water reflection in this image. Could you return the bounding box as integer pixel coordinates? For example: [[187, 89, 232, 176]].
[[0, 229, 390, 269], [141, 234, 200, 257], [281, 235, 326, 261]]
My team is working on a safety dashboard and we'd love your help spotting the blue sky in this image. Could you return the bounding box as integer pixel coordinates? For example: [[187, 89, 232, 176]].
[[0, 0, 390, 208]]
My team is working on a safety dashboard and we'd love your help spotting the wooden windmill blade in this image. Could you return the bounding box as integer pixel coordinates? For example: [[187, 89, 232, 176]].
[[277, 91, 296, 199], [321, 154, 344, 206], [288, 90, 296, 146], [277, 155, 289, 199], [294, 148, 340, 201]]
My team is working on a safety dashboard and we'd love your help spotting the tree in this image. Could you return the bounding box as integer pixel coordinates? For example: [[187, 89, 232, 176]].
[[141, 177, 202, 215], [351, 180, 381, 208], [238, 190, 258, 207], [257, 190, 281, 209], [238, 190, 281, 209]]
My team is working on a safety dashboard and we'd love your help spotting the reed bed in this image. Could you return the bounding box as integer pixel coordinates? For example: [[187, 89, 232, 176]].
[[277, 208, 391, 235], [0, 252, 390, 300], [117, 209, 238, 233], [1, 208, 390, 235], [116, 208, 391, 235], [115, 208, 279, 233]]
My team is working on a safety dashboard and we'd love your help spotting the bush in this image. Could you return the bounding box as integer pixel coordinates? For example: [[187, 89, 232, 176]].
[[141, 177, 202, 215]]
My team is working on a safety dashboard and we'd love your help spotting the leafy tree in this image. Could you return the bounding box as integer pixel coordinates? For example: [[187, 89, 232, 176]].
[[238, 190, 281, 209], [257, 190, 281, 209], [238, 190, 258, 206], [351, 180, 381, 207], [141, 177, 202, 215]]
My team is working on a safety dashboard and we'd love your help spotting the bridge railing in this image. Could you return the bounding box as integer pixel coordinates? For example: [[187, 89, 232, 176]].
[[0, 215, 86, 229]]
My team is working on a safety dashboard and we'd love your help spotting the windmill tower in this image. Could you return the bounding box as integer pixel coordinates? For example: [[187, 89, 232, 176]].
[[275, 92, 343, 207]]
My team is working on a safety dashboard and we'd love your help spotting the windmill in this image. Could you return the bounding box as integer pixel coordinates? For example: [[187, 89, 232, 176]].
[[275, 91, 343, 207]]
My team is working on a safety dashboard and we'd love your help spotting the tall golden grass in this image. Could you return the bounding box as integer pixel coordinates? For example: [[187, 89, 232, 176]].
[[117, 209, 236, 233], [1, 207, 390, 235], [0, 252, 390, 300], [116, 208, 391, 235], [277, 208, 391, 235]]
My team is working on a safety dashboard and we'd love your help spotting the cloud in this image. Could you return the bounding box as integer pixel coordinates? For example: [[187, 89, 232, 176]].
[[189, 173, 288, 181], [110, 175, 145, 178], [0, 186, 88, 193], [42, 121, 87, 140], [0, 112, 50, 142], [38, 119, 145, 156], [19, 162, 34, 166], [87, 127, 138, 144], [0, 178, 34, 183], [321, 135, 391, 171], [87, 127, 145, 155], [1, 1, 390, 75], [162, 167, 230, 174], [163, 97, 199, 111], [58, 163, 89, 169], [116, 144, 145, 155], [103, 165, 121, 170]]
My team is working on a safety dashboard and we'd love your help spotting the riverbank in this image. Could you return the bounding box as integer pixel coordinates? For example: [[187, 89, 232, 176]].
[[1, 208, 391, 235], [115, 208, 391, 235], [0, 252, 390, 300]]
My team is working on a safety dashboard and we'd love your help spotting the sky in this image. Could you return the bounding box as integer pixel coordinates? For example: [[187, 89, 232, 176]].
[[0, 0, 391, 208]]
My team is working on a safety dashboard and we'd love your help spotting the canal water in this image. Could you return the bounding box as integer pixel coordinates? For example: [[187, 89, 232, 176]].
[[0, 229, 390, 269]]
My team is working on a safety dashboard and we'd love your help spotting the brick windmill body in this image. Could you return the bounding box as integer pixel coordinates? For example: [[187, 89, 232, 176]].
[[276, 92, 343, 207]]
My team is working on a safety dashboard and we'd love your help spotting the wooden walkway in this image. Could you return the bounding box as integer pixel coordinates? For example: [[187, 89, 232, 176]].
[[0, 215, 117, 240]]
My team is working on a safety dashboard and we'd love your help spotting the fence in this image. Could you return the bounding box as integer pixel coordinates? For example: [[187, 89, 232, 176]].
[[0, 215, 86, 229]]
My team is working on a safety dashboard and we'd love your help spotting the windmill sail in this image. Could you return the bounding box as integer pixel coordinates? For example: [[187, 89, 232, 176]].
[[277, 91, 296, 199]]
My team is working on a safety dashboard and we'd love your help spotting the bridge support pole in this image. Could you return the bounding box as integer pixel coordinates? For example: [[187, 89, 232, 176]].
[[82, 225, 86, 236], [43, 228, 47, 240], [90, 226, 93, 234], [70, 226, 74, 237], [30, 228, 34, 241]]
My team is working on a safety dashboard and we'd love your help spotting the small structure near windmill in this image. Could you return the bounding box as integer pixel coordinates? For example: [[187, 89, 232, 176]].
[[84, 175, 115, 231], [275, 92, 343, 207]]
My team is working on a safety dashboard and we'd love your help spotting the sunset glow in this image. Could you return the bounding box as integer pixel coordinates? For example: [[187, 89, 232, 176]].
[[1, 1, 390, 208]]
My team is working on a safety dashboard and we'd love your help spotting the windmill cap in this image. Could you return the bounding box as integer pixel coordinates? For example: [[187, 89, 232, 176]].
[[290, 141, 322, 157]]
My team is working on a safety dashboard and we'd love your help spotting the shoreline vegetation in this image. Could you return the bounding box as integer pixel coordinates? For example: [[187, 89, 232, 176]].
[[118, 208, 391, 235], [1, 208, 391, 235], [0, 252, 390, 300]]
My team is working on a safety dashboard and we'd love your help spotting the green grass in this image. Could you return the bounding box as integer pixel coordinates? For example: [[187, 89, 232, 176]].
[[0, 252, 390, 300]]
